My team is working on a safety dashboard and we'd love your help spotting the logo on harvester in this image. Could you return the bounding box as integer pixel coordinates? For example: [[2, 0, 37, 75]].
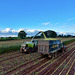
[[52, 45, 58, 48]]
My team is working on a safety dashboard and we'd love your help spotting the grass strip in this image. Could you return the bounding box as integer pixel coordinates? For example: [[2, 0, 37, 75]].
[[0, 44, 20, 54], [63, 39, 75, 45]]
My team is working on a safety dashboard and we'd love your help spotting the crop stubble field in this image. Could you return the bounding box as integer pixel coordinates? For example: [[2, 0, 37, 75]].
[[0, 38, 75, 75]]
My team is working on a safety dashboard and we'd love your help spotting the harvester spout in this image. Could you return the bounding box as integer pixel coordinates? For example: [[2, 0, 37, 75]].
[[39, 31, 47, 39], [31, 31, 47, 42]]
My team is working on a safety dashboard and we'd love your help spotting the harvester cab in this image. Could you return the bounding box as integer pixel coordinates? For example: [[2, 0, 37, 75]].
[[20, 31, 43, 53], [20, 40, 38, 53]]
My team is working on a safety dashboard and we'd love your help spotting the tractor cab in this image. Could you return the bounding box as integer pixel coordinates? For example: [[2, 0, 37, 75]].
[[20, 40, 38, 53]]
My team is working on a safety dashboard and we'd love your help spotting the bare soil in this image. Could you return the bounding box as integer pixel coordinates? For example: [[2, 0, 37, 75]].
[[0, 42, 75, 75]]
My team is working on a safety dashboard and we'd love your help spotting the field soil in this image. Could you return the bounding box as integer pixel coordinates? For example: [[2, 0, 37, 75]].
[[0, 42, 75, 75]]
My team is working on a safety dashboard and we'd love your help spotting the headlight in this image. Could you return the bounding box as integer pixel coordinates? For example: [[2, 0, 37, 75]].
[[21, 44, 26, 47], [24, 49, 26, 51], [21, 44, 25, 49]]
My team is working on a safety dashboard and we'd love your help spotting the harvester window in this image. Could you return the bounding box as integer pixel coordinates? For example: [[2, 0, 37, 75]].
[[32, 40, 34, 42]]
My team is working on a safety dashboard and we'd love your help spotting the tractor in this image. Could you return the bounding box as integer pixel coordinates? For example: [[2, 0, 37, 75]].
[[37, 32, 66, 58]]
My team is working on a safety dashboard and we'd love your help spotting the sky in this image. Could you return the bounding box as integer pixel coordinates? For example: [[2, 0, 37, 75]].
[[0, 0, 75, 37]]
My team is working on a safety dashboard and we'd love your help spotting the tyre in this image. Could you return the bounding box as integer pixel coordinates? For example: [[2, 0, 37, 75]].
[[26, 47, 32, 53]]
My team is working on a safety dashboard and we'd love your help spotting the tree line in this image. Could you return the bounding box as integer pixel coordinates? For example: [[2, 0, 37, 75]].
[[18, 30, 75, 39], [0, 30, 74, 41]]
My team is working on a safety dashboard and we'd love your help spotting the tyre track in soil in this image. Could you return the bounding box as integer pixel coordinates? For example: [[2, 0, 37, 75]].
[[59, 55, 75, 75], [5, 57, 47, 75], [38, 47, 75, 75], [4, 42, 75, 75], [47, 49, 75, 75], [0, 51, 20, 58], [0, 52, 41, 75], [16, 58, 50, 75], [1, 44, 75, 74], [8, 43, 75, 75], [67, 59, 75, 75], [29, 45, 75, 75], [29, 47, 75, 75], [66, 42, 75, 47], [0, 52, 26, 63], [66, 42, 75, 48], [25, 46, 75, 75], [51, 50, 75, 75]]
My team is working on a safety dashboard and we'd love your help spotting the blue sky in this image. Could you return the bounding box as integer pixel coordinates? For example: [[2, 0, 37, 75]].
[[0, 0, 75, 37]]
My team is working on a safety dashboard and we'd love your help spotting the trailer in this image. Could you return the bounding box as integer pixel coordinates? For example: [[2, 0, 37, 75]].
[[38, 39, 66, 58]]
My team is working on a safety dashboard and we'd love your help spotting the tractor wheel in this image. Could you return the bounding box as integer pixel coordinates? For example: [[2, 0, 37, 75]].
[[34, 46, 38, 52], [26, 47, 32, 53], [28, 48, 32, 53], [33, 45, 37, 52]]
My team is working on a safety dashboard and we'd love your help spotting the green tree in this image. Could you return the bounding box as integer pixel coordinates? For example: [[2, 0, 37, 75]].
[[58, 34, 62, 37], [67, 35, 72, 37], [18, 30, 27, 39], [41, 30, 57, 38]]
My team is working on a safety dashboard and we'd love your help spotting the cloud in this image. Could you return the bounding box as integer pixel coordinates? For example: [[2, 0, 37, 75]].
[[1, 28, 12, 33], [58, 32, 66, 35], [0, 35, 17, 37], [0, 28, 42, 37], [0, 28, 75, 37], [57, 32, 75, 36], [66, 18, 75, 21], [42, 22, 52, 25], [42, 22, 60, 26]]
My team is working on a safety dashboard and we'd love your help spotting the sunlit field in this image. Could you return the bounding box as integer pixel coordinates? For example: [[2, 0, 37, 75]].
[[0, 39, 31, 47], [0, 38, 75, 47]]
